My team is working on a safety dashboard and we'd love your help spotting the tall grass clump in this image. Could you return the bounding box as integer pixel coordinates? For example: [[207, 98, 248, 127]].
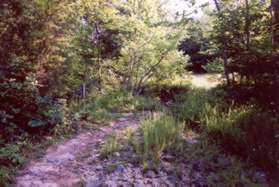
[[100, 134, 120, 159], [139, 113, 184, 161]]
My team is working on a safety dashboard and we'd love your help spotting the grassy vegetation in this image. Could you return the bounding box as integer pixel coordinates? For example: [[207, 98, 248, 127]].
[[139, 113, 184, 161], [100, 134, 121, 159], [170, 87, 279, 178]]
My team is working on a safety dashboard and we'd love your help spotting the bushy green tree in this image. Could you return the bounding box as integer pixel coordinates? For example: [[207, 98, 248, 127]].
[[69, 0, 187, 94], [208, 0, 279, 109], [0, 0, 67, 140]]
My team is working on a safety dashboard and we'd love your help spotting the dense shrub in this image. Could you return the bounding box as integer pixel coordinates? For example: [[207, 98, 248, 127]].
[[0, 93, 63, 142], [211, 82, 279, 113], [0, 1, 65, 142]]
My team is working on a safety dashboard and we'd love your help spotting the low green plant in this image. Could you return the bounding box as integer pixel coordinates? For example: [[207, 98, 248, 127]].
[[182, 140, 258, 186], [100, 134, 121, 159], [139, 113, 184, 161], [0, 167, 10, 186], [171, 89, 214, 122], [0, 142, 27, 185], [0, 144, 25, 166], [132, 95, 162, 111], [87, 109, 120, 124]]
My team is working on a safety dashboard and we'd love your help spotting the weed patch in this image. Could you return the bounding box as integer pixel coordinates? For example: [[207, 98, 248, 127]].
[[135, 113, 184, 162], [100, 134, 121, 159]]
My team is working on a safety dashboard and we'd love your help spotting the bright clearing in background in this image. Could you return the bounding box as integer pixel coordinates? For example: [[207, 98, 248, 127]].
[[166, 0, 211, 18]]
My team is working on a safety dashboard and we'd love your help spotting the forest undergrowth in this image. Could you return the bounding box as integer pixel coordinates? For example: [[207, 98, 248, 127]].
[[1, 78, 279, 186], [1, 0, 279, 186]]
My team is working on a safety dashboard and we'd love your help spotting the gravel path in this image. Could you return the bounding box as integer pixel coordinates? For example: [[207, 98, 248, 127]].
[[16, 111, 203, 187], [15, 113, 141, 187]]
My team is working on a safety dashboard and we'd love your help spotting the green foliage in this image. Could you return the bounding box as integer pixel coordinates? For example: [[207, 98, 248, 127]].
[[185, 143, 256, 186], [0, 144, 25, 166], [139, 113, 183, 161], [0, 166, 11, 186], [71, 0, 187, 92], [0, 95, 64, 141], [0, 0, 66, 140], [205, 58, 224, 73], [0, 142, 27, 185], [210, 0, 279, 106], [1, 0, 278, 185], [143, 83, 191, 103]]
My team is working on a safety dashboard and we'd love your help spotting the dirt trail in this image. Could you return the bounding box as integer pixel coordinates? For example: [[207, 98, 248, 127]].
[[15, 113, 140, 187], [16, 112, 202, 187]]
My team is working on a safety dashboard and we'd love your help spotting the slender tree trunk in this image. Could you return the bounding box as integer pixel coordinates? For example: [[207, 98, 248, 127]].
[[97, 38, 102, 92], [272, 0, 279, 46], [223, 51, 230, 85], [271, 0, 279, 114]]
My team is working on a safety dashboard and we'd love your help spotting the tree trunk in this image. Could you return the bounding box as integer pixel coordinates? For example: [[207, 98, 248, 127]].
[[272, 0, 279, 46], [271, 0, 279, 113]]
